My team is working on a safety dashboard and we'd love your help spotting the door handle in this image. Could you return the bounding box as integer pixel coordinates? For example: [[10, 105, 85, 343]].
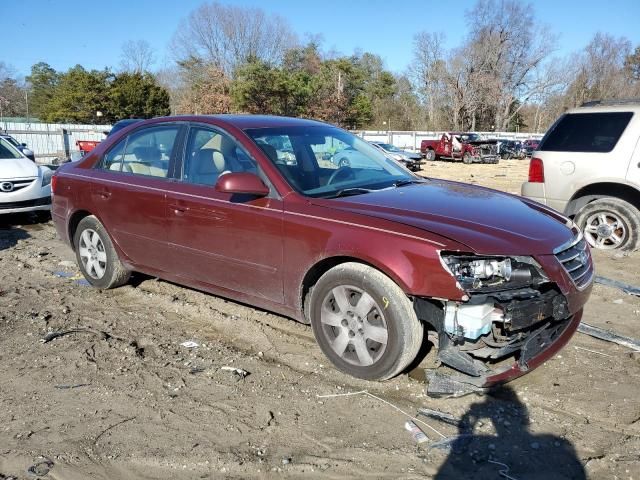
[[169, 204, 189, 215]]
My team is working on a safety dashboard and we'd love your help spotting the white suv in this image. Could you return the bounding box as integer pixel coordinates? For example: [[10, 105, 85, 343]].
[[522, 100, 640, 250]]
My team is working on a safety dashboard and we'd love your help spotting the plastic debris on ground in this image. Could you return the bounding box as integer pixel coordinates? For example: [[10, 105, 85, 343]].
[[179, 340, 199, 349], [220, 366, 249, 379]]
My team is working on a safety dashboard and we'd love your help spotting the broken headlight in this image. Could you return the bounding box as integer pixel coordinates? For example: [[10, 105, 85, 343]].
[[440, 254, 546, 292]]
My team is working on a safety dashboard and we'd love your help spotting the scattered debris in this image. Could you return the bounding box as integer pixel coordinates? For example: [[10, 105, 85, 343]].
[[425, 369, 485, 398], [317, 390, 446, 440], [405, 420, 429, 444], [180, 340, 199, 349], [40, 328, 111, 344], [54, 383, 90, 390], [578, 322, 640, 352], [93, 416, 136, 446], [282, 456, 292, 465], [487, 459, 519, 480], [612, 299, 624, 305], [26, 457, 54, 477], [573, 345, 612, 357], [220, 366, 249, 379], [595, 275, 640, 296], [417, 407, 460, 426], [428, 433, 474, 453]]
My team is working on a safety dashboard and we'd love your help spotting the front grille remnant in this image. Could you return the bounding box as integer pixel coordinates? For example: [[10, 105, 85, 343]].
[[555, 235, 593, 289]]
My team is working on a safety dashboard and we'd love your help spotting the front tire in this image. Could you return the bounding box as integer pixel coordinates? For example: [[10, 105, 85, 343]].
[[425, 149, 435, 161], [575, 198, 640, 251], [73, 216, 131, 288], [462, 152, 473, 164], [308, 262, 423, 380]]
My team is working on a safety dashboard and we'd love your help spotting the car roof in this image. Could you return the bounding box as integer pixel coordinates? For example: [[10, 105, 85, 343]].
[[568, 103, 640, 114], [135, 114, 331, 131]]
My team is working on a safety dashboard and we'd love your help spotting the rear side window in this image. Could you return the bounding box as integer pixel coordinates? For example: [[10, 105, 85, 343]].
[[540, 112, 633, 153]]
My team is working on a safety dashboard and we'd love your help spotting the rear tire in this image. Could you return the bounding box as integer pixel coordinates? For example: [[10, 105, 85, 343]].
[[575, 198, 640, 251], [73, 216, 131, 288], [308, 262, 423, 380]]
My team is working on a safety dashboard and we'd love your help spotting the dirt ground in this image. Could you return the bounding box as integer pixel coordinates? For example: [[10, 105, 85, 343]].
[[1, 159, 639, 479]]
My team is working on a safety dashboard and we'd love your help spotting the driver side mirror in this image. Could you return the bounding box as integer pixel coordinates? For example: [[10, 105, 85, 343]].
[[215, 172, 270, 197]]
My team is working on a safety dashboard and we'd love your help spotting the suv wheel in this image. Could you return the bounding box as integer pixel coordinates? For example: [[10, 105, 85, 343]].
[[308, 262, 423, 380], [575, 198, 640, 251], [73, 216, 131, 288]]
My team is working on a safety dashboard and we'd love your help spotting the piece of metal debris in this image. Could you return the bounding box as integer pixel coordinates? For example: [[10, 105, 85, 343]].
[[417, 407, 460, 426], [578, 322, 640, 352], [180, 340, 199, 348], [595, 275, 640, 296]]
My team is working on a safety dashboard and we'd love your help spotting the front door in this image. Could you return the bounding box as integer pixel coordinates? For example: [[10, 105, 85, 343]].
[[165, 125, 284, 303]]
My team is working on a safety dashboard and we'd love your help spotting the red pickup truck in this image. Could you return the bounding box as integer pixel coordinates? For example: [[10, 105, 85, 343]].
[[421, 132, 499, 164]]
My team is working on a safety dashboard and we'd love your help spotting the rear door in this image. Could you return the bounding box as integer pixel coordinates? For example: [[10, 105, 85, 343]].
[[165, 124, 285, 303], [91, 123, 184, 272]]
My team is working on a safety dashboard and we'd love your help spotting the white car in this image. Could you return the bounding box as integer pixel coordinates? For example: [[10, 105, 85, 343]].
[[522, 100, 640, 250], [0, 136, 52, 215]]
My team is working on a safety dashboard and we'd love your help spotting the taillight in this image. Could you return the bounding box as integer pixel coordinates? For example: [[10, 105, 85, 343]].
[[528, 157, 544, 183], [51, 175, 58, 195]]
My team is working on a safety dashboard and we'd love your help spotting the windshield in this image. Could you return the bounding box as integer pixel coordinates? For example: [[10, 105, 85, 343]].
[[0, 138, 23, 159], [377, 143, 401, 152], [246, 126, 416, 198], [460, 133, 481, 142]]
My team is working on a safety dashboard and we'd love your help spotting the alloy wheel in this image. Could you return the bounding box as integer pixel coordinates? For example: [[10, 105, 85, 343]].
[[583, 212, 627, 249], [78, 228, 107, 279], [319, 285, 388, 367]]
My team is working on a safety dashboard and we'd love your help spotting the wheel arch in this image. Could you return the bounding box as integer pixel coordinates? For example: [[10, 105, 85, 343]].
[[564, 182, 640, 217], [67, 209, 94, 251], [300, 255, 410, 324]]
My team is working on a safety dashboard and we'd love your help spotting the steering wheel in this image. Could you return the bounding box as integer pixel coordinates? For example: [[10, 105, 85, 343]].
[[327, 166, 356, 185]]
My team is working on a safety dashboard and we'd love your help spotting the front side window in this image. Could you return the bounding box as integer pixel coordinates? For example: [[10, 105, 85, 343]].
[[540, 112, 633, 153], [0, 138, 22, 159], [246, 126, 415, 198], [182, 126, 258, 186]]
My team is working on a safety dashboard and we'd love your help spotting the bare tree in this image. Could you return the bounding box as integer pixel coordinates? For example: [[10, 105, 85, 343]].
[[410, 32, 448, 129], [120, 40, 156, 73], [466, 0, 558, 130], [170, 1, 297, 77]]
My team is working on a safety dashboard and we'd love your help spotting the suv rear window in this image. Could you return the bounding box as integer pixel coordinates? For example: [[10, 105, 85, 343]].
[[539, 112, 633, 153]]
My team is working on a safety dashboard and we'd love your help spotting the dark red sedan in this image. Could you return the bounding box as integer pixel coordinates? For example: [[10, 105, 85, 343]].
[[51, 115, 593, 387]]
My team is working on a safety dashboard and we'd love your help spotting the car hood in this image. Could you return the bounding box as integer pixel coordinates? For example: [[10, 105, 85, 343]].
[[401, 151, 422, 160], [0, 157, 39, 179], [313, 180, 573, 255]]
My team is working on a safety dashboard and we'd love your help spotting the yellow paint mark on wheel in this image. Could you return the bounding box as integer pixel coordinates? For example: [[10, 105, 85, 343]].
[[382, 296, 390, 309]]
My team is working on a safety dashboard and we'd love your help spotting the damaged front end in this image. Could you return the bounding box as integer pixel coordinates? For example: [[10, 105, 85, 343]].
[[415, 251, 587, 396]]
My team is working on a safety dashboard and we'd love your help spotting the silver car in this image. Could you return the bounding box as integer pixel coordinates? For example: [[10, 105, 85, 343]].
[[0, 137, 52, 215], [522, 100, 640, 250]]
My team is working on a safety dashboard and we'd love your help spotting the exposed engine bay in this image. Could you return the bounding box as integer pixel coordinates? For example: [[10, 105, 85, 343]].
[[415, 253, 576, 393]]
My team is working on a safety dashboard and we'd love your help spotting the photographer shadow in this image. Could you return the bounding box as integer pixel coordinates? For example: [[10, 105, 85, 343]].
[[434, 385, 585, 480]]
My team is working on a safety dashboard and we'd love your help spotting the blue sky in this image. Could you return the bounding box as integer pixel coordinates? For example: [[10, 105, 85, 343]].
[[6, 0, 640, 76]]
